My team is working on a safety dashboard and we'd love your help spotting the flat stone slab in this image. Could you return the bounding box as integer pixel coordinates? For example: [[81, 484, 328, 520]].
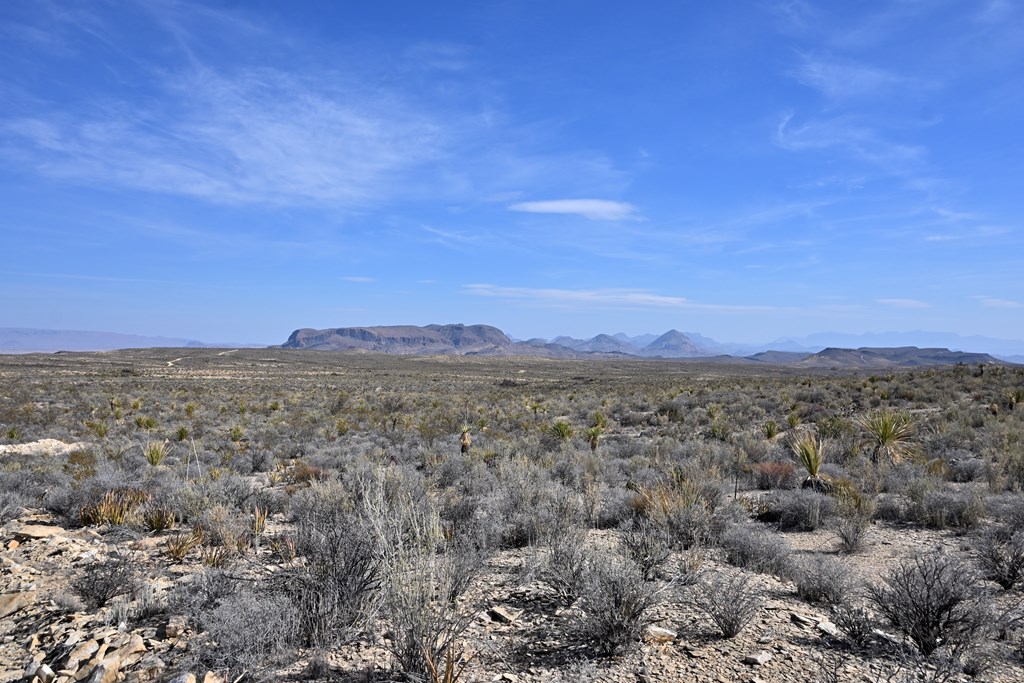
[[10, 523, 64, 540], [0, 591, 36, 618]]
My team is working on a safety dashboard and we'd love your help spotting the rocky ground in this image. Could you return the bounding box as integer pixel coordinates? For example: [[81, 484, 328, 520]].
[[4, 495, 1023, 683]]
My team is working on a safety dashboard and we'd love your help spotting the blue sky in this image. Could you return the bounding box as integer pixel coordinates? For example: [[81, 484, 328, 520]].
[[2, 1, 1023, 345]]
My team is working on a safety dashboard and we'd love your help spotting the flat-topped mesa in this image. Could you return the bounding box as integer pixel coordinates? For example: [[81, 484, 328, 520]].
[[281, 324, 511, 354]]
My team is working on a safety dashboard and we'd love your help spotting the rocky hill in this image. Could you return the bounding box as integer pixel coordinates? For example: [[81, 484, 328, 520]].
[[281, 324, 512, 354], [797, 346, 1001, 368], [637, 329, 704, 358]]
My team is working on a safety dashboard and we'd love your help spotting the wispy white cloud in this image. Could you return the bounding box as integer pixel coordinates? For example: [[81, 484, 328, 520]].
[[876, 298, 930, 309], [340, 276, 374, 283], [792, 53, 905, 101], [924, 225, 1011, 242], [975, 296, 1023, 309], [507, 199, 638, 222], [776, 113, 924, 166], [1, 68, 445, 208], [464, 284, 778, 312]]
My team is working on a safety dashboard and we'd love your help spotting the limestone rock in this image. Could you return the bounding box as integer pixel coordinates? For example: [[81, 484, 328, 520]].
[[0, 590, 36, 618], [64, 638, 99, 670], [86, 660, 119, 683], [36, 664, 56, 683], [134, 654, 166, 681], [743, 651, 773, 666], [157, 616, 188, 640], [817, 621, 840, 638], [644, 625, 678, 642], [789, 612, 815, 627], [10, 524, 64, 540]]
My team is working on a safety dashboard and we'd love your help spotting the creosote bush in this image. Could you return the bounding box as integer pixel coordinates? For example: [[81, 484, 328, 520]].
[[867, 550, 990, 656], [757, 489, 837, 532], [619, 516, 672, 580], [975, 525, 1024, 590], [199, 591, 299, 676], [541, 526, 591, 605], [73, 551, 140, 609]]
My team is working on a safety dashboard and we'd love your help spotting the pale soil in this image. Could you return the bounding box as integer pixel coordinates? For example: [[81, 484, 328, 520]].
[[4, 505, 1023, 683]]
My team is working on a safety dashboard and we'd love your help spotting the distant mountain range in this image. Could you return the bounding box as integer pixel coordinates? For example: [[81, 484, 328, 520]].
[[3, 325, 1020, 367], [279, 324, 1011, 367], [0, 328, 256, 353]]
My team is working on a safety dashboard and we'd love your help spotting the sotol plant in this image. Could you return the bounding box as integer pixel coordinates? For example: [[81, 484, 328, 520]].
[[858, 411, 916, 465], [790, 431, 830, 492]]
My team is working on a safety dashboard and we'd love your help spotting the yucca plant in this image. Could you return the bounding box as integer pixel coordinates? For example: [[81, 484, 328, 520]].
[[762, 419, 780, 439], [81, 488, 150, 526], [857, 411, 916, 464], [583, 425, 604, 452], [134, 415, 157, 431], [175, 425, 190, 442], [200, 544, 233, 568], [790, 431, 830, 492], [547, 420, 574, 442]]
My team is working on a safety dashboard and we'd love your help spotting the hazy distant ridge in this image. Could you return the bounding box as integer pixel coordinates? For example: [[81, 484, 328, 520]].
[[0, 327, 204, 352]]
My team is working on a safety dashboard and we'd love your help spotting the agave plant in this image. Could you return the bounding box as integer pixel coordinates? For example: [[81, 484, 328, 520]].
[[857, 411, 916, 464]]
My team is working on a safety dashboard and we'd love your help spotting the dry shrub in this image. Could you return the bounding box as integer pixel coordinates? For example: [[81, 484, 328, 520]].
[[867, 550, 990, 656], [754, 461, 797, 490], [721, 524, 793, 576], [578, 554, 660, 655], [693, 570, 762, 638]]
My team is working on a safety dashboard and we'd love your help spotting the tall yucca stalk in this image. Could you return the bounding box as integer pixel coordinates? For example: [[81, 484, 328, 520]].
[[858, 411, 916, 464]]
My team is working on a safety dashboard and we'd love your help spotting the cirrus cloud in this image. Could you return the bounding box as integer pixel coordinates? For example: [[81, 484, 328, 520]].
[[507, 199, 638, 221]]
